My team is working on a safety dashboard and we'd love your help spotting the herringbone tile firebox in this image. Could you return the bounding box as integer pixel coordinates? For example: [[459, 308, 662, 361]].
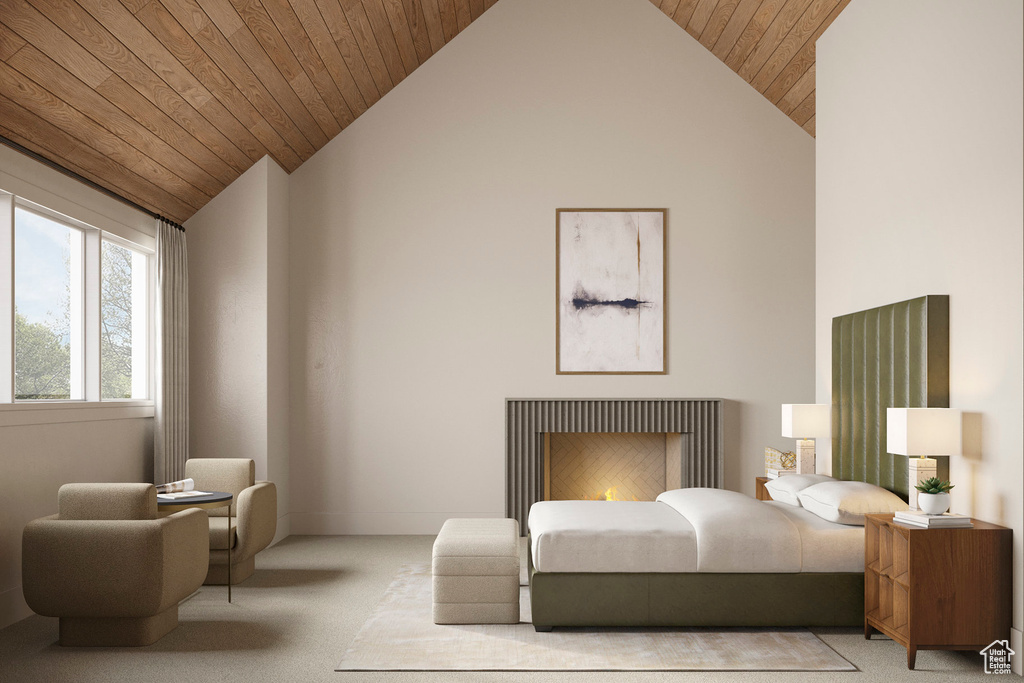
[[547, 432, 668, 501]]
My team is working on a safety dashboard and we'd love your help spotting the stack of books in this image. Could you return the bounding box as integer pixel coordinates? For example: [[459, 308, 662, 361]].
[[766, 468, 797, 479], [894, 510, 974, 528]]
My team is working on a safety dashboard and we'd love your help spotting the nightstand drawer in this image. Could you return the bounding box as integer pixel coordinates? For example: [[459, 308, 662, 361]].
[[891, 582, 909, 637], [876, 575, 893, 623], [891, 529, 909, 584], [878, 524, 892, 575], [865, 570, 879, 616]]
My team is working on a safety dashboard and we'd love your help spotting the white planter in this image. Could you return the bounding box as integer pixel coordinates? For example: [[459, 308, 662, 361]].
[[918, 492, 951, 515]]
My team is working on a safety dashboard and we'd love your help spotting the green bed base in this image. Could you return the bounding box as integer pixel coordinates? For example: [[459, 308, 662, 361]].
[[528, 544, 864, 631]]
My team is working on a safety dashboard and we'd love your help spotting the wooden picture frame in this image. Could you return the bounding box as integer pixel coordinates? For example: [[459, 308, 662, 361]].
[[556, 209, 666, 374]]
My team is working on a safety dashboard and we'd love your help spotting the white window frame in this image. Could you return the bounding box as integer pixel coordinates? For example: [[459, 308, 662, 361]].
[[0, 189, 155, 424]]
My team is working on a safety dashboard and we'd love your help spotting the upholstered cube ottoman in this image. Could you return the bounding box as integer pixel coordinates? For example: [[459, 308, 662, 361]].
[[432, 518, 520, 624]]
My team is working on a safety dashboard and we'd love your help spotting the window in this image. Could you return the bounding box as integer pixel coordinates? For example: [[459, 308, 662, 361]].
[[14, 208, 83, 400], [101, 239, 148, 399], [1, 193, 154, 405]]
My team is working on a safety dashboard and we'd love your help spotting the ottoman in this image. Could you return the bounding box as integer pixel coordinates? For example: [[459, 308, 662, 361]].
[[432, 518, 520, 624]]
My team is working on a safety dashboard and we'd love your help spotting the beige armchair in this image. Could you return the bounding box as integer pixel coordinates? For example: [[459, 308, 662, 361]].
[[184, 458, 277, 585], [22, 483, 209, 646]]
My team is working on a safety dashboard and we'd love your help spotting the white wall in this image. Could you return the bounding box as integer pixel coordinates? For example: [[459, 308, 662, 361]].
[[188, 159, 269, 469], [186, 156, 290, 540], [266, 159, 290, 538], [0, 145, 155, 630], [288, 0, 816, 534], [816, 0, 1023, 668]]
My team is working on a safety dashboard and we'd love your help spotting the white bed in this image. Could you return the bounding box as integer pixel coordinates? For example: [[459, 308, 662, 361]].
[[528, 488, 864, 574], [526, 487, 869, 630]]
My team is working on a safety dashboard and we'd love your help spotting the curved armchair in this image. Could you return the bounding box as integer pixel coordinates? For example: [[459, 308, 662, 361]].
[[22, 483, 209, 646], [184, 458, 277, 585]]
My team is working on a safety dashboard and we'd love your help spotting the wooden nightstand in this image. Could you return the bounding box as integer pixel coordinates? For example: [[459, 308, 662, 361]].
[[863, 513, 1012, 669], [755, 476, 773, 501]]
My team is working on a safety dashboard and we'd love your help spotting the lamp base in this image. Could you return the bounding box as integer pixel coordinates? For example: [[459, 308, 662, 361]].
[[908, 457, 937, 511], [795, 439, 815, 474]]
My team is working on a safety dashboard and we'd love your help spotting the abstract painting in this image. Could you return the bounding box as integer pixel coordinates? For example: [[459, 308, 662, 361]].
[[556, 209, 665, 374]]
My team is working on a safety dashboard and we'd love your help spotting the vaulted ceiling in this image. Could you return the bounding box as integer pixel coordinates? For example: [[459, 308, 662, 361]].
[[0, 0, 847, 223], [653, 0, 849, 135]]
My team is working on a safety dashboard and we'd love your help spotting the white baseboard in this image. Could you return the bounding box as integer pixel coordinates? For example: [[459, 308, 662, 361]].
[[269, 512, 291, 547], [289, 511, 504, 535], [0, 585, 33, 631], [1012, 627, 1022, 675]]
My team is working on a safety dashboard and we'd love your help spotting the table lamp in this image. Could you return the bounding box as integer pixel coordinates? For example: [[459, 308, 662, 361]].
[[781, 404, 830, 474], [886, 407, 962, 510]]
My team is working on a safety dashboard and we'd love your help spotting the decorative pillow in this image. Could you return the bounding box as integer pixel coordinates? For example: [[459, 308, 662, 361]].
[[763, 473, 833, 506], [798, 480, 908, 525]]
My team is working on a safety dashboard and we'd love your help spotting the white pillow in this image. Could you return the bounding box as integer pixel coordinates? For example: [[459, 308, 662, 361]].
[[797, 480, 908, 525], [763, 473, 833, 506]]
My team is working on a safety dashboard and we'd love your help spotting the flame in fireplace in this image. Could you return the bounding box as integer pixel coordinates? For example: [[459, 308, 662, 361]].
[[584, 486, 639, 501]]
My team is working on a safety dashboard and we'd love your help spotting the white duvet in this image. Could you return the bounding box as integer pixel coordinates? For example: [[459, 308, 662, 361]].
[[528, 488, 863, 574]]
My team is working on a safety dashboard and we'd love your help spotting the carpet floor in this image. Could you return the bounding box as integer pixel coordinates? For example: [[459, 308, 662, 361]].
[[338, 564, 854, 671], [0, 535, 994, 682]]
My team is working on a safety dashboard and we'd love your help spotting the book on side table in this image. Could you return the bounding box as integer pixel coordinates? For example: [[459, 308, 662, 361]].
[[157, 490, 211, 500], [893, 510, 973, 528], [766, 469, 797, 479]]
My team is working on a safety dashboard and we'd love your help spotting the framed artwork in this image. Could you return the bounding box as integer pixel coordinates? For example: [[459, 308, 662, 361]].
[[556, 209, 666, 374]]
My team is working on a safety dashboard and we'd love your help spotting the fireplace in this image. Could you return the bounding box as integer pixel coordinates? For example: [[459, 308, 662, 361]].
[[505, 399, 723, 529]]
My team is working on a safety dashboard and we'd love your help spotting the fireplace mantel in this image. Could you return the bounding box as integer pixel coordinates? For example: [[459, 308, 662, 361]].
[[505, 398, 724, 529]]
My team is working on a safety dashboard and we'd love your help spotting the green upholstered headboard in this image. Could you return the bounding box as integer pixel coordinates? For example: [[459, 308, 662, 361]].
[[831, 295, 950, 499]]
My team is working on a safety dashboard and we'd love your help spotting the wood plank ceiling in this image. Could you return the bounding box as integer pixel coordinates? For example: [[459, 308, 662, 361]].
[[0, 0, 847, 224], [651, 0, 850, 136]]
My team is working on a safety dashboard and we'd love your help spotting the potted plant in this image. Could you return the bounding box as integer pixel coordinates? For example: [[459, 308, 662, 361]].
[[915, 477, 954, 515]]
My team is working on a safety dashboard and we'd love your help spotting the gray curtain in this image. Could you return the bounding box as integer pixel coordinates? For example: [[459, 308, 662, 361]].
[[154, 218, 188, 484]]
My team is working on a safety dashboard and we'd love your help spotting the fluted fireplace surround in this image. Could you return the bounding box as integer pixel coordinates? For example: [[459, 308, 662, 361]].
[[505, 399, 724, 530]]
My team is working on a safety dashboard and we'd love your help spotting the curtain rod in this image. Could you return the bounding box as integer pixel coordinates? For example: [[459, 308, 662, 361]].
[[0, 135, 185, 232]]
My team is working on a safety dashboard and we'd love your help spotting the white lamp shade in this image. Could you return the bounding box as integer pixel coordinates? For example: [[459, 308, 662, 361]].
[[886, 408, 962, 456], [782, 404, 830, 438]]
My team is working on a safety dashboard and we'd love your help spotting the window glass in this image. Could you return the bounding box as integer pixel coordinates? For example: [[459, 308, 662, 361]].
[[102, 240, 148, 399], [14, 207, 83, 400]]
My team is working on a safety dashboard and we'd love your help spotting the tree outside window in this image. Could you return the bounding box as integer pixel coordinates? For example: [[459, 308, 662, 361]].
[[101, 240, 147, 399], [14, 208, 80, 400]]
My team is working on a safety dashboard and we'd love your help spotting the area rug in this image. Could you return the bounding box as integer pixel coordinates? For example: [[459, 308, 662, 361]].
[[336, 564, 856, 671]]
